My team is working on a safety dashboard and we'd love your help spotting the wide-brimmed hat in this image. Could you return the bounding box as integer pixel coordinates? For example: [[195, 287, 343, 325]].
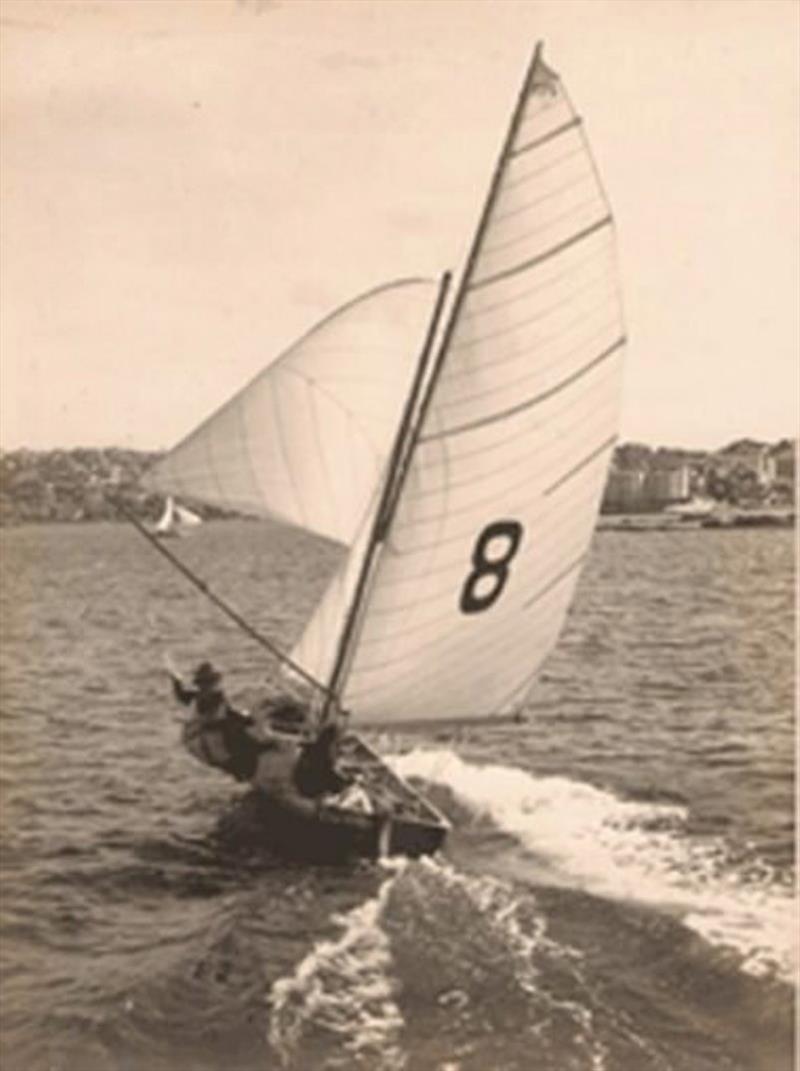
[[193, 661, 221, 687]]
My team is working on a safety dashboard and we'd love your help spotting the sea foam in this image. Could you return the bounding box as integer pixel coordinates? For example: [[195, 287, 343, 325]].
[[268, 863, 407, 1071], [390, 748, 796, 984]]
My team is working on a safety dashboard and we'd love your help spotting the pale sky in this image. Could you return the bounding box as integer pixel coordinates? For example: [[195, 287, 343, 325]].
[[1, 0, 798, 452]]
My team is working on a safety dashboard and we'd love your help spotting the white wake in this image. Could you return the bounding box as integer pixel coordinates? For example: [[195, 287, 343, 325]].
[[268, 862, 408, 1071], [390, 748, 796, 984]]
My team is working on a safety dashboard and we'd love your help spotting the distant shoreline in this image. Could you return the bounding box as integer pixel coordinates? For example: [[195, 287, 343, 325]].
[[1, 441, 795, 528]]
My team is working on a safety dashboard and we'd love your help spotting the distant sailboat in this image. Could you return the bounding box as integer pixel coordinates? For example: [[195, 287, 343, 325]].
[[141, 44, 626, 859], [153, 496, 202, 539]]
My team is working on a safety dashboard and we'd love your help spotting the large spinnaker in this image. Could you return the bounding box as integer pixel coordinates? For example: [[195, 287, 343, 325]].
[[145, 279, 438, 547], [334, 48, 626, 725]]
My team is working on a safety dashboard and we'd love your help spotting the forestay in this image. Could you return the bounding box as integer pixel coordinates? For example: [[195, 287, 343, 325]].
[[296, 48, 626, 724], [145, 280, 438, 547]]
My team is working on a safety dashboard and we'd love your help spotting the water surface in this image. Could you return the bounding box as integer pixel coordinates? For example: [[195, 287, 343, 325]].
[[0, 521, 794, 1071]]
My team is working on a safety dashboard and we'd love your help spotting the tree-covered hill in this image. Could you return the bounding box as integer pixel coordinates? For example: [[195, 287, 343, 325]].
[[0, 448, 167, 525], [0, 440, 794, 526]]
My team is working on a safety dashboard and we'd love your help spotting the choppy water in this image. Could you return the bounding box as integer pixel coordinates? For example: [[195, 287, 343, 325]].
[[0, 520, 795, 1071]]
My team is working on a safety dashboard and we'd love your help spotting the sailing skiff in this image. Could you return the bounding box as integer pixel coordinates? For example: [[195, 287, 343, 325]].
[[140, 44, 626, 860], [152, 496, 202, 539]]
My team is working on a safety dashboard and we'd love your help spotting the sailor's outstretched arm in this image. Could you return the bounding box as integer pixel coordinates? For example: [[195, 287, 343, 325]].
[[169, 674, 195, 706]]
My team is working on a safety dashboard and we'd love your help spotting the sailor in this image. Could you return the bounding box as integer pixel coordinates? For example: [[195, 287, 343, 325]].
[[249, 699, 310, 803], [293, 723, 353, 799], [171, 661, 259, 781]]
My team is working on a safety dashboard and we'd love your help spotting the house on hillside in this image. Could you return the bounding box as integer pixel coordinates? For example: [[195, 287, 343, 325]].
[[712, 439, 776, 487], [770, 440, 796, 484], [602, 461, 690, 513]]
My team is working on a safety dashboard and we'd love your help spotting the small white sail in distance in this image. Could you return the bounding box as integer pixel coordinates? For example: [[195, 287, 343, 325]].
[[175, 503, 202, 528], [154, 495, 175, 535], [154, 496, 202, 537], [144, 280, 439, 548], [293, 45, 626, 725]]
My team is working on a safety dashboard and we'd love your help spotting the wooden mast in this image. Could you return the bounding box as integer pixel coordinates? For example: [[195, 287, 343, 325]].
[[321, 271, 452, 722], [321, 43, 544, 724], [401, 45, 544, 453]]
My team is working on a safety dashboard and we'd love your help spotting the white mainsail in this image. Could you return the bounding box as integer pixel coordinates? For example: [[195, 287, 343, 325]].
[[145, 279, 438, 547], [294, 47, 626, 724]]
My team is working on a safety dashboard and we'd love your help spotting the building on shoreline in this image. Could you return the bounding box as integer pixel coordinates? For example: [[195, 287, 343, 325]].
[[1, 439, 796, 525]]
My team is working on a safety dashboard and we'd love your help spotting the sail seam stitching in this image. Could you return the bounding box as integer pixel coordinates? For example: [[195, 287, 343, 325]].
[[268, 378, 308, 530], [445, 312, 619, 384], [543, 434, 619, 496], [449, 282, 613, 354], [491, 170, 594, 225], [364, 490, 603, 612], [481, 196, 606, 258], [509, 116, 583, 159], [469, 215, 613, 291], [349, 567, 581, 695], [402, 404, 616, 505], [420, 335, 625, 441], [501, 146, 584, 194], [280, 366, 383, 456], [410, 396, 617, 479], [393, 416, 614, 532], [235, 398, 263, 509], [522, 552, 588, 610], [461, 245, 607, 320], [404, 411, 618, 505]]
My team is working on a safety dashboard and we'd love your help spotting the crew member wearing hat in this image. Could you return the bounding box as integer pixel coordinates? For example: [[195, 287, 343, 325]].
[[171, 661, 260, 781]]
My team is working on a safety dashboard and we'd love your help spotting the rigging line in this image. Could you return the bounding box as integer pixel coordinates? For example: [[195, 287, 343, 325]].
[[386, 44, 546, 557], [105, 492, 335, 698], [421, 335, 625, 441]]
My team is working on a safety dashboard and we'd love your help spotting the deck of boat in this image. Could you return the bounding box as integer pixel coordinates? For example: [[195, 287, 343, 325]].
[[252, 732, 450, 862]]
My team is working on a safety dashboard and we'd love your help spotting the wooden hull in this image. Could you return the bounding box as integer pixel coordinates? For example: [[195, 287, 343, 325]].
[[249, 792, 448, 863], [252, 733, 449, 861], [184, 723, 449, 862]]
